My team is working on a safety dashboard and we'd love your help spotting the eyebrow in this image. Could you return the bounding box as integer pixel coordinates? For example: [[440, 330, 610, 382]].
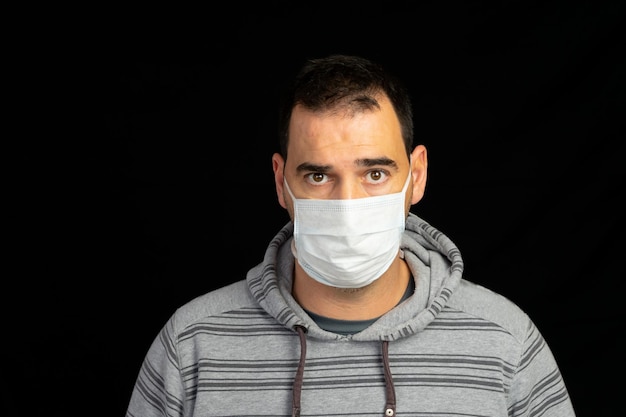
[[295, 157, 398, 173]]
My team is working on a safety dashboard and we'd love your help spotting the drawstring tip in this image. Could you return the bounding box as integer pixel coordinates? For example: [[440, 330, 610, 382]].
[[385, 408, 395, 416]]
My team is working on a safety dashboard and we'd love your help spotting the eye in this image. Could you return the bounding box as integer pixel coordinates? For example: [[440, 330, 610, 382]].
[[305, 172, 329, 185], [366, 169, 389, 184]]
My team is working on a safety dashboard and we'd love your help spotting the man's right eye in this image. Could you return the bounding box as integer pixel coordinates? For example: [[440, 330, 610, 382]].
[[306, 173, 328, 184]]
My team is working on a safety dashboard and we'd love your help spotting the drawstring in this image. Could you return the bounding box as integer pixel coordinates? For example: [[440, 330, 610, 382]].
[[291, 326, 397, 417], [382, 340, 397, 416], [292, 326, 307, 417]]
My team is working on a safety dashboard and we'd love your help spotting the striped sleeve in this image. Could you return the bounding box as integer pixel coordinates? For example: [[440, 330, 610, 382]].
[[508, 321, 575, 417], [126, 318, 185, 417]]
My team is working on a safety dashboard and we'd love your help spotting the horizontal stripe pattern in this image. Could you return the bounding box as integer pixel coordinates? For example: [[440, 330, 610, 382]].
[[127, 303, 572, 415]]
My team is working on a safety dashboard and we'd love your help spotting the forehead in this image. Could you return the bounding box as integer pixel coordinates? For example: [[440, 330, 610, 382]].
[[287, 98, 405, 166]]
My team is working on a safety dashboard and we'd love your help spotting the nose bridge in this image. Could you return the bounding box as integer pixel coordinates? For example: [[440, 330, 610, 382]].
[[334, 175, 363, 200]]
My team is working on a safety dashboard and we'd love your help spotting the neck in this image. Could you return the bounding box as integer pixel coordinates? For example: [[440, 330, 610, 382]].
[[292, 255, 411, 320]]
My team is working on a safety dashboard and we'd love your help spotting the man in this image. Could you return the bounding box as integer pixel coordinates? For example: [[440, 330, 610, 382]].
[[126, 54, 575, 416]]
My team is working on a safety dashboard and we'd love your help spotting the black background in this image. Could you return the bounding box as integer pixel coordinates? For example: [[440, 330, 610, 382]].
[[17, 2, 624, 416]]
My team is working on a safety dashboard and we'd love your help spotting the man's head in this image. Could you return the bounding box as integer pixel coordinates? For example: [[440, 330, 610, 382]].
[[271, 54, 429, 289]]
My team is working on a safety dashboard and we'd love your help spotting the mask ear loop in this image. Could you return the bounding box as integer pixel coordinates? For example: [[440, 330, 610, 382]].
[[285, 177, 301, 259], [398, 157, 413, 261], [284, 177, 298, 202], [402, 156, 413, 194]]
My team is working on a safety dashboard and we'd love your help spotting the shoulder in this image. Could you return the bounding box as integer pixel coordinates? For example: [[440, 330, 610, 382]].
[[447, 278, 532, 343], [168, 280, 257, 333]]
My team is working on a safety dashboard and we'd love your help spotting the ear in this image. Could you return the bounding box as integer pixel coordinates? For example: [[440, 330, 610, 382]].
[[272, 153, 288, 209], [409, 145, 428, 205]]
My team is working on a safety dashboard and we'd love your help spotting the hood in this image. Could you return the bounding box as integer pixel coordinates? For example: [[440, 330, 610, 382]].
[[246, 212, 464, 342]]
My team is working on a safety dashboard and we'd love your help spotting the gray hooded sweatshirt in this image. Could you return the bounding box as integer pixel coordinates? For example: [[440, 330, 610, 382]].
[[126, 213, 575, 416]]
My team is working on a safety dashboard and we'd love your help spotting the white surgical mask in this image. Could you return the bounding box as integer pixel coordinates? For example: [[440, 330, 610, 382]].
[[285, 167, 411, 288]]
